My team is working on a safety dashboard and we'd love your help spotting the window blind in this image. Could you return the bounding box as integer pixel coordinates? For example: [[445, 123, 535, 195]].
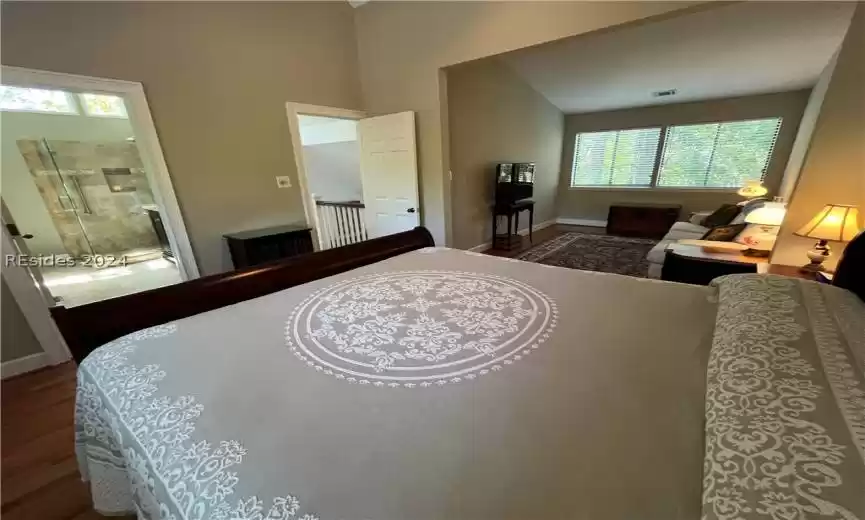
[[656, 118, 782, 188], [570, 127, 661, 187]]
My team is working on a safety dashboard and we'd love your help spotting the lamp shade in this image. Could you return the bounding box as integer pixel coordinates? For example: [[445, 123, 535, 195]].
[[745, 202, 787, 226], [795, 204, 862, 242], [737, 180, 768, 198]]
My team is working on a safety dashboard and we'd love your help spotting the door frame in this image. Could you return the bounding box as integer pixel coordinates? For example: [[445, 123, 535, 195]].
[[284, 102, 366, 250], [1, 223, 72, 369], [1, 65, 200, 280]]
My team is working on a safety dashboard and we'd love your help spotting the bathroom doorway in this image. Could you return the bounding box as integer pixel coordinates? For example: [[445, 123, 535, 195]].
[[1, 67, 197, 310]]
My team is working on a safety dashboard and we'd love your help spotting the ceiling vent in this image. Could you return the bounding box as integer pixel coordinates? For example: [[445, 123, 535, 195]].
[[652, 89, 678, 98]]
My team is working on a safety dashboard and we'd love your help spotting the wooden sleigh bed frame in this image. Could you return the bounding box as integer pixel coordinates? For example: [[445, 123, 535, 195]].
[[53, 226, 865, 364], [53, 227, 435, 363]]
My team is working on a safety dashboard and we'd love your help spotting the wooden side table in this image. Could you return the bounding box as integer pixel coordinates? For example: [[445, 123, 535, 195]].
[[492, 200, 534, 251], [661, 244, 831, 285]]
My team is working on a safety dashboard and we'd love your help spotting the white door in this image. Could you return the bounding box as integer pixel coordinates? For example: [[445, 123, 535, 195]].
[[1, 201, 56, 307], [359, 111, 420, 238]]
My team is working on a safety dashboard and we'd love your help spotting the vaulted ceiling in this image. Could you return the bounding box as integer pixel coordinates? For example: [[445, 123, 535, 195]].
[[501, 2, 855, 114]]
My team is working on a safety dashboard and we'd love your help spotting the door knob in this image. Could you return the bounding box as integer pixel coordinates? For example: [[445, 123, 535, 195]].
[[407, 208, 416, 213], [22, 234, 34, 239]]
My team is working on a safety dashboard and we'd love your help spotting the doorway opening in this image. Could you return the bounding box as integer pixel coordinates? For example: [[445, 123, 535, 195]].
[[2, 67, 197, 312], [297, 114, 367, 249], [286, 102, 421, 251]]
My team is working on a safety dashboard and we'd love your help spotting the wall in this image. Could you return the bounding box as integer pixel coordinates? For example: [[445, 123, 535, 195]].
[[299, 117, 358, 146], [1, 278, 44, 363], [772, 4, 865, 269], [1, 110, 135, 256], [2, 1, 362, 275], [354, 1, 705, 246], [446, 58, 564, 250], [777, 52, 839, 200], [557, 90, 811, 222], [303, 141, 363, 202]]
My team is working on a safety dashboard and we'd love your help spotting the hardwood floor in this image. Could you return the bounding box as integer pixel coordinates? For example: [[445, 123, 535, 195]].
[[1, 362, 134, 520], [483, 224, 606, 258]]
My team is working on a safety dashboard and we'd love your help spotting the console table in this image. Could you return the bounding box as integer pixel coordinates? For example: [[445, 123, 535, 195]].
[[607, 202, 681, 239], [224, 225, 313, 269], [492, 200, 534, 251]]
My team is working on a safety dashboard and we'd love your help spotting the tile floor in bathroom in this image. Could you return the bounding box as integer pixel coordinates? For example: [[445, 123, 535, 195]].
[[40, 257, 182, 307]]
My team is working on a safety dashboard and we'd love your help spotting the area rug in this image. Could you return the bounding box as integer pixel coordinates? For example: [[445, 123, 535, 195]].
[[516, 232, 658, 278]]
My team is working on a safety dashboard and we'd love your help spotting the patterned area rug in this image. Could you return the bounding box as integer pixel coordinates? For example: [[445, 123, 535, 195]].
[[516, 232, 658, 278]]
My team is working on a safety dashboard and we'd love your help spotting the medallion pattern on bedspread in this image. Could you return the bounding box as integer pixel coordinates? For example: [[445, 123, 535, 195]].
[[703, 275, 865, 520], [75, 325, 318, 520], [286, 271, 557, 387]]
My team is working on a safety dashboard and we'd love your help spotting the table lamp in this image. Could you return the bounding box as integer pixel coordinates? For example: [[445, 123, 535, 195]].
[[741, 201, 787, 256], [794, 204, 862, 272], [737, 180, 768, 199]]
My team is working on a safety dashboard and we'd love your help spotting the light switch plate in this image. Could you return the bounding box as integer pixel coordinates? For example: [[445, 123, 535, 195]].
[[275, 176, 292, 188]]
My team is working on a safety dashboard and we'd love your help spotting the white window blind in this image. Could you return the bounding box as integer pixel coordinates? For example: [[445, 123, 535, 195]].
[[570, 127, 661, 187], [657, 118, 782, 188]]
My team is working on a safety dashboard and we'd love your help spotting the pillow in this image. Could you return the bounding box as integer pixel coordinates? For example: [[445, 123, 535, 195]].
[[700, 204, 742, 228], [700, 223, 747, 242]]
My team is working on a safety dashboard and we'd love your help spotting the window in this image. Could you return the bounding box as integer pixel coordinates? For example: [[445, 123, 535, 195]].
[[79, 93, 127, 118], [657, 118, 782, 188], [570, 117, 783, 189], [570, 127, 661, 187], [0, 86, 77, 114]]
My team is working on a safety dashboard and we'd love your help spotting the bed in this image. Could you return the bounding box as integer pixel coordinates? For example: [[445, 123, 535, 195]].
[[69, 227, 865, 520]]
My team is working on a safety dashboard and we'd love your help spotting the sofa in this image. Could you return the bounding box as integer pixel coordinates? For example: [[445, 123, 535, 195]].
[[646, 200, 766, 278], [646, 212, 712, 278]]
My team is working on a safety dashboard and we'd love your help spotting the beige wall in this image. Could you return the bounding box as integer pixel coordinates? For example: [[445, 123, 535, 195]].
[[1, 278, 44, 363], [557, 90, 811, 221], [447, 58, 564, 250], [354, 1, 704, 246], [2, 1, 361, 275], [773, 4, 865, 269], [303, 141, 363, 203], [777, 52, 839, 201]]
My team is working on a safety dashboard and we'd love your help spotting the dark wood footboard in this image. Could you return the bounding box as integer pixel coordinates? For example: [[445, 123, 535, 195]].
[[53, 227, 435, 363]]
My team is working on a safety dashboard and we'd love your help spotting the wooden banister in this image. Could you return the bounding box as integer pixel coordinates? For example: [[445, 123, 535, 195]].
[[314, 200, 368, 249]]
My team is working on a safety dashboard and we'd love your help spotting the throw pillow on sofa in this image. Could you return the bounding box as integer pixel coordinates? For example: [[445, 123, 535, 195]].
[[701, 223, 748, 241], [700, 204, 742, 228]]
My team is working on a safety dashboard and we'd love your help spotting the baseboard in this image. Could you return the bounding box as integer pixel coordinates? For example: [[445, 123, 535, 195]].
[[466, 219, 556, 253], [1, 352, 50, 380], [556, 217, 607, 228]]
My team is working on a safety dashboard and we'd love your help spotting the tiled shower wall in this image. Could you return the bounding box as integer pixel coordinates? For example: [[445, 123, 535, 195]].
[[17, 139, 160, 257]]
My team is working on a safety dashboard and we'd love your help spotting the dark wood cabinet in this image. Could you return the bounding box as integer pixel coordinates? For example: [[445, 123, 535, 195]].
[[224, 225, 313, 269], [607, 203, 681, 239]]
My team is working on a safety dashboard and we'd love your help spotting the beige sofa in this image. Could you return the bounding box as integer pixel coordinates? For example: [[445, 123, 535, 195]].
[[646, 212, 712, 278], [647, 201, 768, 278]]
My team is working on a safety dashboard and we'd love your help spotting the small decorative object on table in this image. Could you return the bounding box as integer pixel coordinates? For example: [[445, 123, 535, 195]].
[[739, 200, 787, 257], [794, 203, 861, 273]]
